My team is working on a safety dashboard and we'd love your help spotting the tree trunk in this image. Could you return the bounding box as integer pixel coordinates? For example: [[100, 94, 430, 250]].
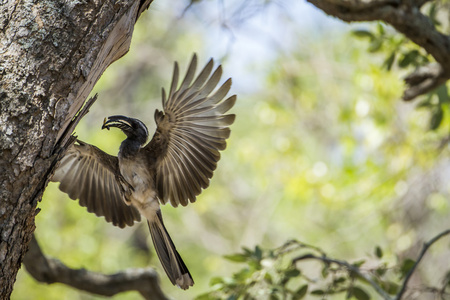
[[0, 0, 152, 297]]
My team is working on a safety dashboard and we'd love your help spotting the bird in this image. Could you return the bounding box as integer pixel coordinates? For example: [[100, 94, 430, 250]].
[[51, 54, 236, 290]]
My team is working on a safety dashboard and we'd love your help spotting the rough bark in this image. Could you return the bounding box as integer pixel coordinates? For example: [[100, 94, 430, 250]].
[[308, 0, 450, 100], [0, 0, 152, 298]]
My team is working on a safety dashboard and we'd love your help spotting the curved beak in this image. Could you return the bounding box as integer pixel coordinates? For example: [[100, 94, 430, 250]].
[[101, 115, 132, 131], [102, 117, 110, 130]]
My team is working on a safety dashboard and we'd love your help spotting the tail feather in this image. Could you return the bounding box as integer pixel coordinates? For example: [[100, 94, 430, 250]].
[[147, 211, 194, 289]]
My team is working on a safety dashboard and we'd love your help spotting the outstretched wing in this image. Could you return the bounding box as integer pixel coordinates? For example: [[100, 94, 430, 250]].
[[51, 140, 141, 228], [144, 54, 236, 207]]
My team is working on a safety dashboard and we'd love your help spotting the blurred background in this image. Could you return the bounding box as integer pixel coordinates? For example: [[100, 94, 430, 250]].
[[12, 0, 450, 299]]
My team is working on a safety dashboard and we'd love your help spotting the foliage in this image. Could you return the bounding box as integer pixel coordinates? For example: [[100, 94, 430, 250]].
[[197, 238, 450, 300], [351, 1, 450, 131]]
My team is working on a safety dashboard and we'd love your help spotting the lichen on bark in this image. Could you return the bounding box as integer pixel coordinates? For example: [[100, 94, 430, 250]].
[[0, 0, 152, 297]]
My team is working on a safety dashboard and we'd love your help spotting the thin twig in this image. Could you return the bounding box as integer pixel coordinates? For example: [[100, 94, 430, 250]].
[[396, 229, 450, 300], [54, 94, 98, 152], [308, 0, 450, 101], [292, 254, 393, 300]]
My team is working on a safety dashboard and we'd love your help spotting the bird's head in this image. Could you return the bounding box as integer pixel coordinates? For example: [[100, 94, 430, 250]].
[[102, 115, 149, 145]]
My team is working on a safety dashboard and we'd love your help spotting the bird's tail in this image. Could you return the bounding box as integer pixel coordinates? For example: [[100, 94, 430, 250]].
[[147, 211, 194, 290]]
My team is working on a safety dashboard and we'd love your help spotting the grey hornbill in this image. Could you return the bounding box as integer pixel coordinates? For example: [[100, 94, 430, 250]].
[[51, 54, 236, 290]]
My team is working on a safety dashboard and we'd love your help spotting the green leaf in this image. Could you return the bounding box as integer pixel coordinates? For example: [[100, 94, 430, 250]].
[[375, 267, 387, 276], [400, 258, 416, 277], [209, 277, 225, 286], [416, 97, 432, 109], [436, 85, 449, 104], [280, 267, 301, 285], [374, 246, 383, 258], [195, 292, 214, 300], [368, 39, 383, 52], [321, 266, 329, 278], [254, 245, 263, 260], [381, 281, 399, 295], [377, 23, 385, 35], [311, 289, 325, 296], [233, 268, 253, 282], [292, 285, 308, 300], [242, 247, 253, 255], [264, 272, 273, 284], [285, 268, 301, 278], [224, 254, 249, 263], [352, 30, 374, 40], [269, 294, 279, 300], [429, 106, 444, 130], [333, 277, 347, 285], [383, 52, 396, 71], [352, 286, 371, 300], [398, 50, 420, 68], [428, 3, 441, 26], [352, 259, 366, 268]]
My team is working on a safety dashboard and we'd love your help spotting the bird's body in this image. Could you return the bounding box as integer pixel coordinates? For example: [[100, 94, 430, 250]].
[[119, 155, 159, 216], [52, 54, 236, 289]]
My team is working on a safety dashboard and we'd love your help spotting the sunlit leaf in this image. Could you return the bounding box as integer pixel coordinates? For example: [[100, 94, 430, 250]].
[[264, 272, 273, 284], [210, 277, 225, 286], [292, 285, 308, 300], [195, 293, 214, 300], [321, 266, 329, 278], [233, 268, 253, 282], [224, 253, 249, 263], [369, 39, 383, 52], [383, 52, 396, 70], [377, 22, 385, 35]]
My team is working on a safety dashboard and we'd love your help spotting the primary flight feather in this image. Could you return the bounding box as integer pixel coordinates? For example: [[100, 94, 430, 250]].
[[52, 54, 236, 289]]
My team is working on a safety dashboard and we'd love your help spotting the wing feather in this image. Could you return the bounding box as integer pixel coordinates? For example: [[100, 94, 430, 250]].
[[52, 140, 141, 228], [145, 54, 236, 207]]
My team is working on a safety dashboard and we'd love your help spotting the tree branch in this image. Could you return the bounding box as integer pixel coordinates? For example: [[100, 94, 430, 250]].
[[402, 63, 447, 100], [292, 229, 450, 300], [23, 235, 169, 300], [53, 94, 98, 153], [396, 228, 450, 300], [292, 254, 393, 300], [307, 0, 450, 100]]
